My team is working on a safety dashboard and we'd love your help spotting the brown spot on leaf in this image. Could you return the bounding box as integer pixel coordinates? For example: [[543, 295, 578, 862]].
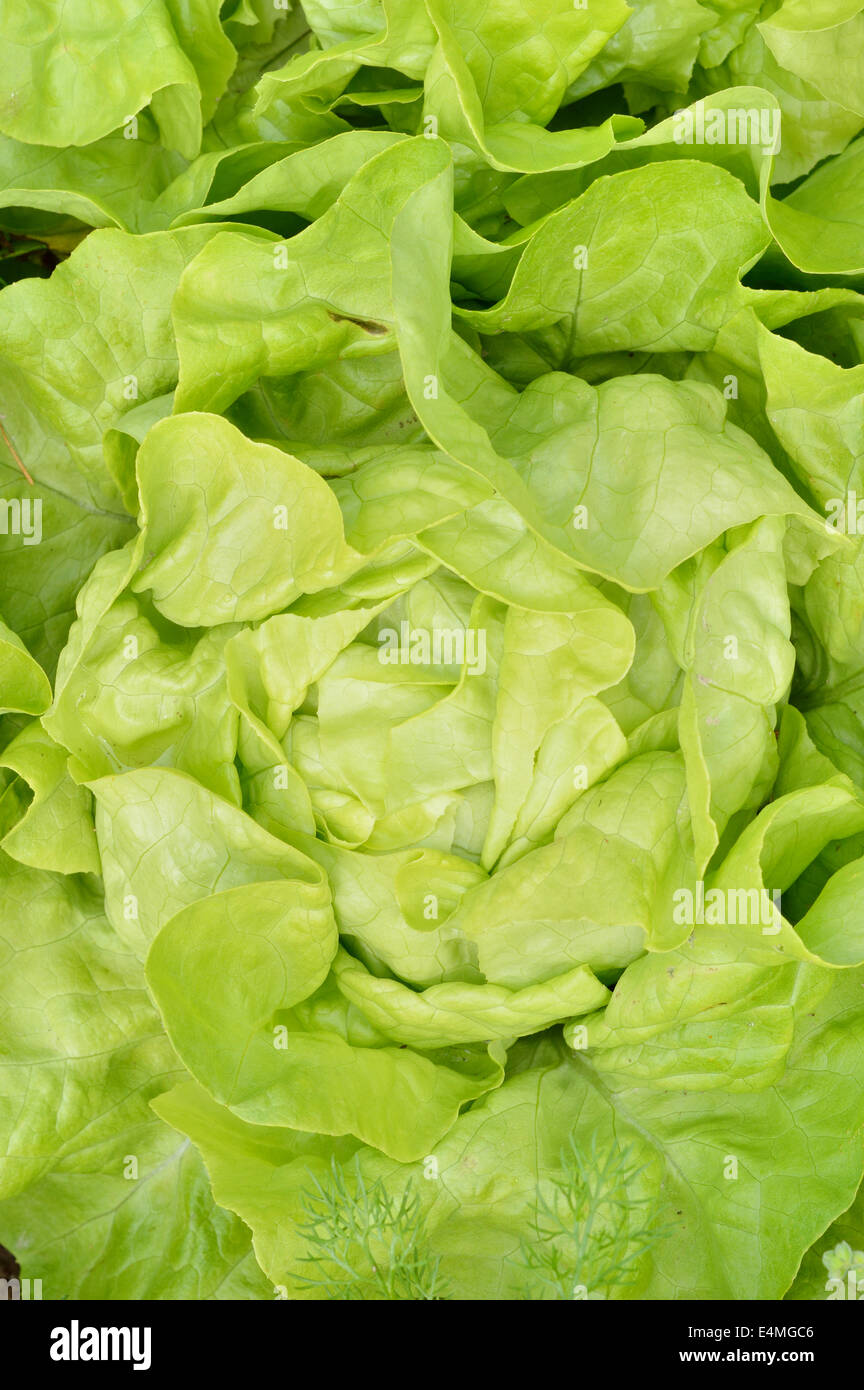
[[327, 311, 388, 335]]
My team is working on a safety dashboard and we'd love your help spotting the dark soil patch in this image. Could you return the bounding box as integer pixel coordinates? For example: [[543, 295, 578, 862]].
[[0, 1242, 20, 1296]]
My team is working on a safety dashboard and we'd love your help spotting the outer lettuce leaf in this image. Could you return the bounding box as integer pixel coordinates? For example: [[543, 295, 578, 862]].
[[568, 0, 713, 103], [133, 412, 365, 625], [0, 1, 236, 158], [88, 765, 329, 959], [0, 120, 187, 233], [146, 883, 503, 1162], [709, 784, 864, 966], [44, 543, 243, 800], [787, 1181, 864, 1300], [0, 852, 270, 1299], [155, 950, 864, 1299], [0, 618, 51, 715], [767, 136, 864, 276], [758, 0, 864, 121], [457, 161, 769, 351], [421, 0, 637, 172], [0, 721, 99, 874], [0, 224, 233, 672], [691, 10, 864, 184]]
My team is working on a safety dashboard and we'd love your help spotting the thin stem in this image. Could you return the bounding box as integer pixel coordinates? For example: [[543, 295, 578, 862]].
[[0, 416, 34, 486]]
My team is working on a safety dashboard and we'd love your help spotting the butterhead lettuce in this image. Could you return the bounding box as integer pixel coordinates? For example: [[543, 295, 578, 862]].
[[2, 0, 864, 1303]]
